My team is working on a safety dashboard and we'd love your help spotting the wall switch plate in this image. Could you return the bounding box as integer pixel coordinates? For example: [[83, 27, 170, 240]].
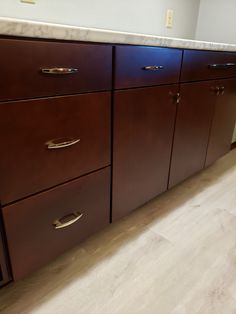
[[165, 9, 174, 28], [21, 0, 36, 4]]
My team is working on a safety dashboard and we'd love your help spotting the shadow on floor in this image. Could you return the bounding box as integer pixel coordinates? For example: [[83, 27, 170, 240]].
[[0, 150, 236, 313]]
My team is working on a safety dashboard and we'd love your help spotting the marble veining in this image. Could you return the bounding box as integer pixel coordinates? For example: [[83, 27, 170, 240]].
[[1, 17, 236, 52]]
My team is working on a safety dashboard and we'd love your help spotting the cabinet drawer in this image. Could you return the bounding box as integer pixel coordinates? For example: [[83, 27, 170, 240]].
[[0, 39, 112, 101], [114, 46, 182, 89], [0, 92, 111, 205], [181, 50, 236, 82], [2, 167, 110, 280]]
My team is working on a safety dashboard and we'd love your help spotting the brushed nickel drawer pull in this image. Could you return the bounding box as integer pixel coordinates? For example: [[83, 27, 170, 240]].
[[208, 63, 235, 69], [53, 212, 84, 230], [46, 138, 80, 149], [143, 65, 164, 71], [41, 67, 78, 75]]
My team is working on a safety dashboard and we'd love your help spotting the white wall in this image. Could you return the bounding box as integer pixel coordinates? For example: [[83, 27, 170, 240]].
[[0, 0, 200, 39], [195, 0, 236, 44]]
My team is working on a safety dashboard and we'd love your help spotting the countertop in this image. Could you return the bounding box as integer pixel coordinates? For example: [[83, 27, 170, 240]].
[[1, 17, 236, 52]]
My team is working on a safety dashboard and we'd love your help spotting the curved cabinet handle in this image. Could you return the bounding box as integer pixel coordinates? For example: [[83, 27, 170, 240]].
[[208, 63, 235, 69], [169, 91, 181, 104], [213, 86, 221, 96], [143, 65, 164, 71], [53, 212, 84, 230], [41, 68, 78, 75], [220, 86, 225, 95], [46, 138, 80, 149]]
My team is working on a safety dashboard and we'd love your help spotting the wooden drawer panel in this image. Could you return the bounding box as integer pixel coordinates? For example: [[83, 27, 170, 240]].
[[0, 92, 111, 205], [2, 167, 110, 280], [114, 46, 182, 89], [0, 39, 112, 101], [181, 50, 236, 82]]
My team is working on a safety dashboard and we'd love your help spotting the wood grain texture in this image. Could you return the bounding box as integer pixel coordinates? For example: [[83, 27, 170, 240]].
[[169, 81, 215, 188], [0, 224, 10, 286], [115, 45, 182, 89], [112, 85, 178, 221], [1, 150, 236, 313], [0, 92, 111, 204], [2, 167, 110, 281], [181, 50, 236, 82], [0, 39, 112, 101], [206, 78, 236, 166]]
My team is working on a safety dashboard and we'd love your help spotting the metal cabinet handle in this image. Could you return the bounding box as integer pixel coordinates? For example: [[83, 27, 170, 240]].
[[41, 68, 78, 75], [53, 212, 83, 230], [143, 65, 164, 71], [46, 138, 80, 149], [169, 91, 181, 104], [220, 86, 225, 95], [208, 63, 235, 69], [214, 86, 221, 96]]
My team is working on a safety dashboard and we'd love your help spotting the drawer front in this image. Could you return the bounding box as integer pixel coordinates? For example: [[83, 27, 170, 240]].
[[0, 92, 111, 205], [0, 39, 112, 101], [114, 46, 182, 89], [181, 50, 236, 82], [2, 167, 110, 280]]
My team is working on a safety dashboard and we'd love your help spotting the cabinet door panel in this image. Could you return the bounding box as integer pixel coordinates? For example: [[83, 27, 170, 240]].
[[113, 85, 177, 221], [169, 81, 215, 188], [0, 225, 11, 286], [206, 79, 236, 166]]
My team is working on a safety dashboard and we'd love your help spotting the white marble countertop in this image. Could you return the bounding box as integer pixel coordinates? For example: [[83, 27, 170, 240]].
[[1, 17, 236, 52]]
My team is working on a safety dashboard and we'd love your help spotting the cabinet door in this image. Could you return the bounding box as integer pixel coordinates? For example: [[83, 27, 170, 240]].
[[206, 78, 236, 166], [169, 81, 215, 188], [0, 226, 11, 286], [112, 85, 178, 221]]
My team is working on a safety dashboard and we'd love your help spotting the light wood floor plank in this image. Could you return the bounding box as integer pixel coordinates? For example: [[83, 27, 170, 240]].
[[1, 149, 236, 314]]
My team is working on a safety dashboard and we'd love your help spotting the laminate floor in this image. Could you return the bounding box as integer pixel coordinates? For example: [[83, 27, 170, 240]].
[[1, 149, 236, 314]]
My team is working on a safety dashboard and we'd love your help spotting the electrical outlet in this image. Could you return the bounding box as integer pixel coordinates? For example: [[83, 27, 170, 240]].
[[165, 9, 174, 28], [21, 0, 36, 4]]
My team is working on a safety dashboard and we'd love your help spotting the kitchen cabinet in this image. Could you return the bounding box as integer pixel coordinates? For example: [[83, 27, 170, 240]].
[[112, 85, 178, 221], [0, 38, 112, 284], [169, 81, 215, 188], [206, 78, 236, 166], [1, 36, 236, 285]]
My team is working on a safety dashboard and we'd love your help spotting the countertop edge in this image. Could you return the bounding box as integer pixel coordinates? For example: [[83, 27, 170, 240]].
[[1, 17, 236, 52]]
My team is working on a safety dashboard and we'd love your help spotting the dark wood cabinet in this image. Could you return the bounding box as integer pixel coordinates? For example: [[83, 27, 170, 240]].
[[0, 39, 112, 101], [112, 85, 178, 221], [0, 92, 111, 205], [0, 225, 11, 286], [206, 78, 236, 166], [1, 37, 236, 285], [115, 46, 182, 89], [3, 167, 110, 280], [181, 50, 236, 82], [169, 81, 215, 188]]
